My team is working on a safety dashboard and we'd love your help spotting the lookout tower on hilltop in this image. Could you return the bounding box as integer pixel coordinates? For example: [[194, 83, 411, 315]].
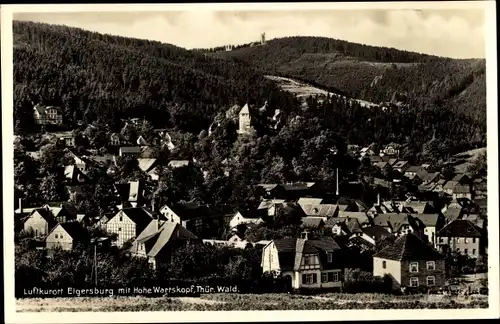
[[260, 32, 266, 45]]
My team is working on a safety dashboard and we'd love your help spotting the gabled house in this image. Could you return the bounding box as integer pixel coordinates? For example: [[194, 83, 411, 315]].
[[297, 197, 323, 206], [237, 103, 253, 135], [300, 217, 325, 233], [437, 219, 484, 258], [404, 166, 426, 182], [228, 210, 265, 229], [452, 173, 472, 186], [54, 132, 76, 147], [168, 160, 190, 169], [358, 226, 392, 246], [136, 135, 149, 146], [261, 232, 344, 291], [372, 213, 426, 239], [256, 184, 286, 199], [159, 203, 224, 237], [105, 207, 159, 247], [257, 199, 286, 217], [281, 182, 318, 200], [22, 208, 58, 237], [109, 133, 125, 147], [374, 161, 391, 172], [137, 158, 158, 174], [129, 221, 199, 270], [400, 201, 434, 214], [33, 104, 63, 125], [373, 234, 445, 291], [45, 222, 90, 250], [337, 211, 373, 227], [452, 185, 472, 200], [64, 165, 87, 184]]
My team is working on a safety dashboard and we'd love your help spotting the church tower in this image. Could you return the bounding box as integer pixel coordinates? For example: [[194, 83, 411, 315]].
[[237, 104, 252, 134]]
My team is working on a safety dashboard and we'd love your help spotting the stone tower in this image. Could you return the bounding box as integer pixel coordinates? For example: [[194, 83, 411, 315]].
[[237, 104, 252, 134], [260, 32, 266, 45]]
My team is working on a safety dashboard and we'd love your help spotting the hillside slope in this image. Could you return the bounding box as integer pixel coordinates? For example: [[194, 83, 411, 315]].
[[208, 36, 486, 123], [13, 21, 292, 134]]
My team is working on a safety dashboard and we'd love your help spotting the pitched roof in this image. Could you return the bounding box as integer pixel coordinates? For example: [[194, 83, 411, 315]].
[[443, 207, 462, 223], [137, 158, 157, 173], [388, 158, 398, 166], [300, 217, 325, 228], [452, 173, 469, 182], [453, 185, 471, 194], [236, 210, 261, 220], [282, 182, 316, 191], [257, 184, 280, 191], [373, 234, 443, 261], [374, 162, 389, 169], [361, 226, 391, 241], [57, 222, 89, 242], [169, 203, 221, 221], [405, 165, 423, 173], [438, 220, 482, 238], [413, 213, 440, 227], [258, 199, 286, 210], [297, 197, 323, 206], [25, 208, 58, 227], [338, 211, 371, 225], [402, 201, 431, 214], [120, 207, 155, 229], [443, 180, 459, 190], [300, 204, 338, 217], [138, 222, 199, 257], [393, 161, 408, 168]]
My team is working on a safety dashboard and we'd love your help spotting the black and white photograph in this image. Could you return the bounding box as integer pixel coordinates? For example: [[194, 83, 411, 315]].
[[2, 1, 499, 322]]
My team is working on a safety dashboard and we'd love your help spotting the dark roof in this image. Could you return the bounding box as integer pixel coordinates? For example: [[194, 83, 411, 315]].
[[120, 146, 142, 153], [281, 182, 316, 191], [373, 234, 444, 261], [170, 203, 221, 221], [58, 222, 90, 242], [453, 185, 471, 194], [443, 207, 462, 223], [237, 209, 261, 219], [300, 217, 325, 228], [438, 220, 483, 238], [121, 207, 155, 229], [405, 165, 423, 173], [362, 226, 392, 241]]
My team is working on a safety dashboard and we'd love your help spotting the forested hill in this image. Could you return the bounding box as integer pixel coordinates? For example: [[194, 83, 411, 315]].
[[13, 21, 295, 134], [206, 36, 486, 124]]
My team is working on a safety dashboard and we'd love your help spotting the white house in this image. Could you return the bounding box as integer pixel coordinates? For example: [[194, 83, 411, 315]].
[[229, 210, 265, 229], [261, 231, 344, 290], [105, 207, 158, 247]]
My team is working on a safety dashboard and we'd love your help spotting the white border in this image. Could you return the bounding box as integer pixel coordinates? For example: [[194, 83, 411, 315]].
[[2, 2, 498, 323]]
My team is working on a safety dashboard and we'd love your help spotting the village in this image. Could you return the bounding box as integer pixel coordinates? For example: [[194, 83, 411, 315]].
[[14, 101, 488, 296]]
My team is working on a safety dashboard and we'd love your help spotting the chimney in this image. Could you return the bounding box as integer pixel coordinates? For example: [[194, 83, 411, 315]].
[[301, 230, 309, 240], [377, 192, 381, 206], [336, 168, 340, 196], [18, 198, 22, 214]]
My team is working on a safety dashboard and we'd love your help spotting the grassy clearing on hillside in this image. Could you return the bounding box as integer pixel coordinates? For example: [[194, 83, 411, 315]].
[[17, 293, 488, 312], [453, 147, 486, 173]]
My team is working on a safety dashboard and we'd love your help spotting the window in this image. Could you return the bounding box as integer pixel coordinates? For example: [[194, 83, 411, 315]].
[[464, 238, 468, 244], [60, 234, 63, 239], [472, 249, 476, 256], [409, 262, 419, 273], [322, 273, 328, 283], [426, 261, 435, 271], [439, 237, 444, 243], [119, 215, 123, 222], [304, 256, 311, 265], [55, 234, 58, 239], [118, 227, 122, 232], [302, 273, 317, 285], [327, 252, 333, 263], [427, 276, 435, 286], [382, 261, 387, 269], [472, 238, 476, 243], [464, 248, 468, 255], [410, 277, 419, 287], [332, 272, 339, 282]]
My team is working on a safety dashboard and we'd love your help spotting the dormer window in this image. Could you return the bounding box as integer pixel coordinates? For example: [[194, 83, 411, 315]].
[[327, 252, 333, 263]]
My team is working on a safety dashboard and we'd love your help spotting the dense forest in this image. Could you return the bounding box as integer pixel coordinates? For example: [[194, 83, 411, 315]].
[[207, 36, 487, 123], [13, 21, 297, 135]]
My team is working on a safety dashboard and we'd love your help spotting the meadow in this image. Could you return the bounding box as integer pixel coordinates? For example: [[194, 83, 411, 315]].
[[17, 293, 488, 312]]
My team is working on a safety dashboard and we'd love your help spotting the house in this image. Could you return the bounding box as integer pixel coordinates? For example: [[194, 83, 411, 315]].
[[359, 226, 392, 246], [159, 203, 224, 237], [437, 219, 484, 258], [237, 104, 253, 135], [382, 143, 401, 156], [129, 221, 199, 270], [452, 185, 472, 200], [372, 213, 425, 239], [300, 204, 338, 220], [452, 173, 472, 186], [105, 207, 158, 247], [420, 172, 440, 184], [228, 210, 265, 229], [45, 222, 90, 250], [404, 166, 426, 181], [360, 147, 376, 157], [136, 135, 149, 146], [373, 234, 445, 291], [337, 211, 373, 227], [387, 158, 399, 166], [109, 133, 124, 146], [392, 160, 409, 174], [257, 199, 286, 217], [261, 232, 344, 291], [374, 161, 390, 172], [47, 203, 79, 223], [168, 160, 190, 169], [33, 104, 63, 125], [64, 165, 87, 184], [412, 214, 443, 248], [154, 130, 175, 150], [114, 180, 147, 208], [432, 179, 447, 193], [22, 208, 58, 237], [119, 146, 145, 158], [67, 151, 88, 172]]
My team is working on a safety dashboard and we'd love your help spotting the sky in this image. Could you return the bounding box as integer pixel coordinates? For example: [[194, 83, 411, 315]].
[[15, 8, 486, 59]]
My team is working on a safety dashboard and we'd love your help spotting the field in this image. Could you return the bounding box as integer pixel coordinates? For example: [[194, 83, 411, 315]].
[[17, 293, 488, 312], [452, 147, 487, 173]]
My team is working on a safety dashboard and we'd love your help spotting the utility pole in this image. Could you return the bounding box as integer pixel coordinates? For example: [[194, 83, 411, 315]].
[[94, 243, 97, 287], [336, 167, 339, 196]]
